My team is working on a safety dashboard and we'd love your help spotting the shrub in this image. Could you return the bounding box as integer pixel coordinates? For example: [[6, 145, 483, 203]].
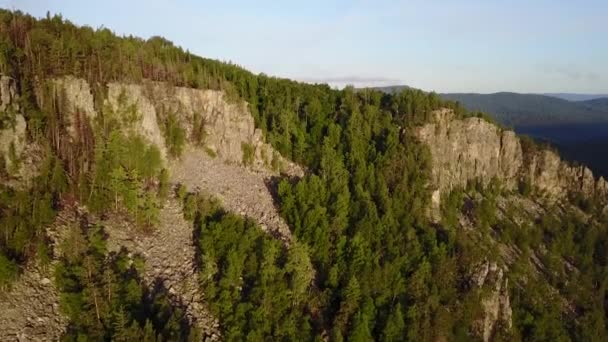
[[0, 253, 17, 289], [163, 112, 186, 158], [191, 112, 207, 145], [241, 142, 255, 166]]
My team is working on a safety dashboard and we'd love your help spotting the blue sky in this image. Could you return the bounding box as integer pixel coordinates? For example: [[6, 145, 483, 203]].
[[2, 0, 607, 93]]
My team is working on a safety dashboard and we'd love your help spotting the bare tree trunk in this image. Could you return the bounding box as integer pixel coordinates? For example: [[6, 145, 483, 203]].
[[86, 257, 101, 322]]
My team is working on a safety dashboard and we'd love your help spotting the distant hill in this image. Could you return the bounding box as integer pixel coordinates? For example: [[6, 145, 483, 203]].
[[543, 93, 608, 101], [579, 97, 608, 112], [365, 85, 415, 93], [439, 92, 608, 127], [372, 87, 608, 127]]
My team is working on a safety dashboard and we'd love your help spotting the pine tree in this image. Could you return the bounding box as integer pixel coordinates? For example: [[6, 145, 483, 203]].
[[382, 304, 405, 342], [109, 166, 128, 211], [285, 241, 314, 306]]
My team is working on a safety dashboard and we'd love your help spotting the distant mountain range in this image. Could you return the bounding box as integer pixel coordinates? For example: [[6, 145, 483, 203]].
[[543, 93, 608, 101], [439, 92, 608, 127]]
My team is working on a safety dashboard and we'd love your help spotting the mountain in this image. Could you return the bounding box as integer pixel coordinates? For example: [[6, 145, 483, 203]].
[[580, 97, 608, 112], [439, 92, 608, 127], [543, 93, 608, 101], [2, 9, 608, 342]]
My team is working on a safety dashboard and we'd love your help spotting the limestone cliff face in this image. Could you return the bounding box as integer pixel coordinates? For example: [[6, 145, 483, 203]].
[[50, 77, 297, 174], [416, 109, 608, 206], [0, 76, 27, 173], [106, 83, 168, 158], [138, 81, 284, 170], [52, 76, 97, 139], [472, 261, 512, 342]]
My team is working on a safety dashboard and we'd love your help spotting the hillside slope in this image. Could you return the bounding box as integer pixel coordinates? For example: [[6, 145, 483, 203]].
[[1, 9, 608, 342]]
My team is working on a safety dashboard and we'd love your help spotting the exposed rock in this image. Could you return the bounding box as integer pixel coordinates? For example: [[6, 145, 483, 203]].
[[416, 109, 608, 208], [0, 263, 67, 341], [106, 83, 168, 158], [171, 145, 293, 243], [0, 75, 25, 166], [0, 75, 37, 186], [52, 76, 97, 139], [2, 76, 299, 339], [0, 75, 18, 112], [53, 77, 301, 176], [472, 260, 513, 342], [0, 209, 77, 341], [140, 81, 301, 173]]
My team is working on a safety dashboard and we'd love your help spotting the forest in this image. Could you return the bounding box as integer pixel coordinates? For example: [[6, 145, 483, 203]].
[[1, 9, 608, 341]]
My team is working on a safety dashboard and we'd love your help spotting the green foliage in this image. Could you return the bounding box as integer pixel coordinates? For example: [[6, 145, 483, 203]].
[[0, 154, 7, 180], [7, 141, 19, 172], [271, 85, 482, 339], [441, 189, 464, 230], [89, 129, 163, 230], [184, 191, 312, 340], [0, 253, 17, 289], [1, 8, 607, 341], [191, 112, 206, 145], [271, 150, 282, 172], [162, 112, 186, 158], [0, 153, 61, 282], [55, 222, 192, 340], [158, 168, 170, 201], [518, 177, 533, 196], [241, 142, 255, 166]]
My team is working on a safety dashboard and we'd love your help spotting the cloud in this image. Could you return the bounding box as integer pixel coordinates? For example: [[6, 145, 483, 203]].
[[297, 75, 402, 86]]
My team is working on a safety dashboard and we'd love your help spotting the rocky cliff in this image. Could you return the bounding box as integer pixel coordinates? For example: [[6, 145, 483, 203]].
[[49, 77, 299, 174], [416, 109, 608, 208], [415, 108, 608, 340], [1, 76, 301, 340], [0, 75, 37, 187], [472, 260, 512, 342], [0, 76, 25, 167]]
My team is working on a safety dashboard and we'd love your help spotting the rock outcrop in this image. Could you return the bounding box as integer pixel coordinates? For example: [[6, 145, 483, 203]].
[[106, 82, 169, 158], [52, 76, 299, 238], [0, 75, 38, 187], [51, 76, 97, 139], [472, 261, 513, 342], [51, 77, 300, 174], [0, 75, 18, 112], [0, 75, 26, 169], [3, 75, 299, 339], [141, 82, 287, 170], [416, 109, 608, 207]]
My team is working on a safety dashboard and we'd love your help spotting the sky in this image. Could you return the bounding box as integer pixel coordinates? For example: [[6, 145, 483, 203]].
[[1, 0, 607, 93]]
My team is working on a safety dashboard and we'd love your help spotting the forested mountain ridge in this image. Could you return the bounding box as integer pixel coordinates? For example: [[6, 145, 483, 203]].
[[544, 93, 608, 102], [1, 9, 608, 342], [439, 92, 608, 127]]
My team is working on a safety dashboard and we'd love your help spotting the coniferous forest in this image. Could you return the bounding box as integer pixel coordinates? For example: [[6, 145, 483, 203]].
[[1, 9, 608, 341]]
